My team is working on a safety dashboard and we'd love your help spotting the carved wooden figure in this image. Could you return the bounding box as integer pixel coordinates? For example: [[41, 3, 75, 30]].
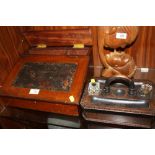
[[98, 26, 139, 78]]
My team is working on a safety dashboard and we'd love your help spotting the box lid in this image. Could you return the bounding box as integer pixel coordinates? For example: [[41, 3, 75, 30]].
[[23, 29, 93, 47]]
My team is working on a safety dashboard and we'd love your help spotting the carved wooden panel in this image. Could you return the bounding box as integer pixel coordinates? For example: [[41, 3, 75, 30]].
[[91, 26, 155, 77], [97, 26, 155, 69]]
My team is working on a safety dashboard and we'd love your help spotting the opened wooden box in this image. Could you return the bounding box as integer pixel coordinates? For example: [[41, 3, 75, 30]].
[[0, 28, 92, 116]]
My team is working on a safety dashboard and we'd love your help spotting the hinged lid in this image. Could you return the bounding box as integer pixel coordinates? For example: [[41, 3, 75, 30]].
[[23, 29, 92, 48]]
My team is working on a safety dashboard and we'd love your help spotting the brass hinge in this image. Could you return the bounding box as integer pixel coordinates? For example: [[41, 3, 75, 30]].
[[73, 44, 84, 49], [37, 44, 47, 48]]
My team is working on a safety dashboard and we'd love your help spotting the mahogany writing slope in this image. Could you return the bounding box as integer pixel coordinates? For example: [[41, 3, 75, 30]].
[[0, 29, 92, 116]]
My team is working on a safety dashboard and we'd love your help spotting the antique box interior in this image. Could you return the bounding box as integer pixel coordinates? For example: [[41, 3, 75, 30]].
[[0, 55, 89, 104]]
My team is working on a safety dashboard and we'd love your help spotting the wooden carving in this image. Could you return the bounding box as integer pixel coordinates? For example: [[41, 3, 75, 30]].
[[98, 26, 139, 78]]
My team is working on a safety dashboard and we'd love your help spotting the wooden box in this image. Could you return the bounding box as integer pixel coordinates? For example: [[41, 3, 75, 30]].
[[0, 28, 92, 117]]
